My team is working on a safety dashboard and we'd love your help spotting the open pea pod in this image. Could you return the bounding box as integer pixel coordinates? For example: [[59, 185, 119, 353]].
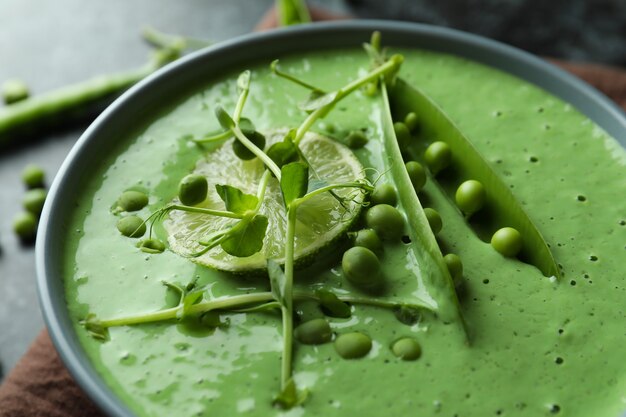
[[389, 79, 560, 279], [379, 82, 467, 336]]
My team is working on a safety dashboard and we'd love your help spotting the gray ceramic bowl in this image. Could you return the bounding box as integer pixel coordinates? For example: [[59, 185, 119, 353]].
[[36, 20, 626, 417]]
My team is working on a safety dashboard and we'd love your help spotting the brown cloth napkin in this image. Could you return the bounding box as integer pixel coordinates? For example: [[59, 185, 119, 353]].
[[2, 10, 626, 417]]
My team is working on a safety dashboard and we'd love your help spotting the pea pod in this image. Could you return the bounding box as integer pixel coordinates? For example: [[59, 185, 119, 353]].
[[388, 79, 560, 279], [379, 82, 466, 336]]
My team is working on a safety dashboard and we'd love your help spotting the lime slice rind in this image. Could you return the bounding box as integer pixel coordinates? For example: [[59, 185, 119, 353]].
[[164, 130, 366, 272]]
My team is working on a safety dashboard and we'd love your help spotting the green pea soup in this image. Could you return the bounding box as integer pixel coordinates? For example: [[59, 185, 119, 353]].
[[62, 46, 626, 417]]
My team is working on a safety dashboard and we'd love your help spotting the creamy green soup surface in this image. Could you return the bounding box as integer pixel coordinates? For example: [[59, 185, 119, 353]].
[[63, 47, 626, 417]]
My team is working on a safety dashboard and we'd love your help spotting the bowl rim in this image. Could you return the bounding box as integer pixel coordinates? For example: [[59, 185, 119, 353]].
[[36, 19, 626, 417]]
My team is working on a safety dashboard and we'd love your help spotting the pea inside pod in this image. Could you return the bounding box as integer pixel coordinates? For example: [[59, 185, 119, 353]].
[[455, 180, 486, 217], [424, 141, 452, 175], [491, 227, 523, 257]]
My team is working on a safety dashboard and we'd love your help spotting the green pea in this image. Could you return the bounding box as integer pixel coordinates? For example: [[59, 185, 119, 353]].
[[342, 246, 381, 287], [233, 130, 266, 160], [21, 164, 45, 188], [424, 141, 452, 175], [295, 318, 332, 345], [13, 212, 37, 240], [370, 183, 397, 206], [178, 174, 208, 206], [117, 190, 149, 212], [405, 161, 426, 192], [345, 130, 368, 149], [2, 79, 29, 104], [334, 332, 372, 359], [393, 122, 411, 148], [22, 188, 47, 216], [455, 180, 486, 216], [423, 208, 442, 235], [117, 215, 146, 238], [351, 229, 383, 253], [137, 238, 166, 254], [491, 227, 523, 257], [404, 112, 419, 133], [365, 204, 405, 241], [443, 253, 463, 286], [391, 337, 422, 361]]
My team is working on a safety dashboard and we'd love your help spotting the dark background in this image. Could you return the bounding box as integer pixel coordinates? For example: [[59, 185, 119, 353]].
[[0, 0, 624, 381]]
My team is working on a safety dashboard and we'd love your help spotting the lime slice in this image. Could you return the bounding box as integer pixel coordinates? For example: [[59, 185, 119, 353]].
[[164, 130, 366, 272]]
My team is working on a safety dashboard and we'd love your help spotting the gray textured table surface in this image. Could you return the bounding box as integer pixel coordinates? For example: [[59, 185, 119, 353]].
[[0, 0, 623, 382]]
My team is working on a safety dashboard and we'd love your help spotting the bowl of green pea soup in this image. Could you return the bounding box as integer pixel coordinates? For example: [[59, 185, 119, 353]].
[[36, 21, 626, 417]]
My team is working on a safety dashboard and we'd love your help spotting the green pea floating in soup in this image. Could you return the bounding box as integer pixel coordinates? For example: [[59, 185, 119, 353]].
[[391, 337, 422, 361], [178, 174, 208, 206], [424, 141, 452, 175], [365, 204, 405, 240], [393, 121, 411, 148], [350, 229, 383, 253], [491, 227, 523, 257], [370, 183, 397, 206], [295, 318, 332, 345], [117, 215, 146, 238], [404, 112, 419, 133], [455, 180, 486, 217], [117, 190, 149, 212], [342, 246, 381, 287], [334, 332, 372, 359], [233, 130, 266, 160]]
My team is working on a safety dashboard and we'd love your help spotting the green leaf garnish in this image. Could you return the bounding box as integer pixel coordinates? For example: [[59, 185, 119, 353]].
[[215, 105, 235, 130], [215, 184, 258, 214], [280, 162, 309, 208], [273, 378, 308, 409], [315, 289, 351, 318], [266, 131, 300, 168], [220, 214, 268, 257], [239, 117, 256, 135]]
